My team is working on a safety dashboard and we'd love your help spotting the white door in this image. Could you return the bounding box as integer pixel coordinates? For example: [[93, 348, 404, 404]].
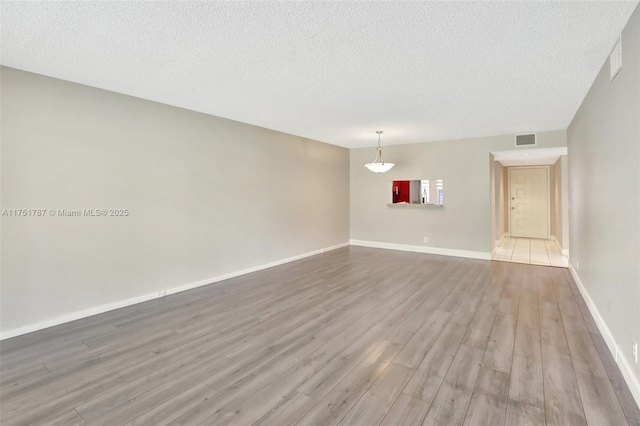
[[509, 167, 548, 239]]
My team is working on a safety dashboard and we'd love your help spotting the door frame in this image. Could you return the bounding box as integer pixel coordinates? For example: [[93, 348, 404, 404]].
[[507, 166, 551, 240]]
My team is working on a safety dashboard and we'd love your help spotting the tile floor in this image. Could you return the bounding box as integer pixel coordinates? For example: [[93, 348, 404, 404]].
[[493, 236, 568, 267]]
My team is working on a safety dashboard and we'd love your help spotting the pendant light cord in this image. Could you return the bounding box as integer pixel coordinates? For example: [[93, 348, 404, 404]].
[[364, 130, 394, 173], [377, 131, 384, 164]]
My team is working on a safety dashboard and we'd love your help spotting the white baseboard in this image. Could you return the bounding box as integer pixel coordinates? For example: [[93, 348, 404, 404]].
[[551, 235, 569, 257], [493, 233, 508, 255], [164, 242, 348, 296], [350, 239, 491, 260], [568, 264, 640, 409], [0, 242, 349, 341], [0, 293, 160, 341]]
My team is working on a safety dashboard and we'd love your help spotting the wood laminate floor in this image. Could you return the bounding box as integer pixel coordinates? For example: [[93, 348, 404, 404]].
[[1, 247, 638, 426]]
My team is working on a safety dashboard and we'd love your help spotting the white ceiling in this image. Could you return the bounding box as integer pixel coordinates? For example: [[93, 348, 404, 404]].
[[1, 1, 637, 149], [492, 147, 567, 167]]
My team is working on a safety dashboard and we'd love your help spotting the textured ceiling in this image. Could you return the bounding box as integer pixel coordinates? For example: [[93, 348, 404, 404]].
[[1, 1, 637, 148]]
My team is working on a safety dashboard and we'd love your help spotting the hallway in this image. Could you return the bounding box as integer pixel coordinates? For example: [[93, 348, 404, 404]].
[[493, 237, 568, 267]]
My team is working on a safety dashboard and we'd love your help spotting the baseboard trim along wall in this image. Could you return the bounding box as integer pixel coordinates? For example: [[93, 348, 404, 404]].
[[350, 239, 492, 260], [550, 235, 570, 257], [569, 264, 640, 408], [0, 242, 350, 341], [492, 233, 508, 255]]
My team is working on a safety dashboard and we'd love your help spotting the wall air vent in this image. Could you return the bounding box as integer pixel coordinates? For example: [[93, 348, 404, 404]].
[[515, 133, 536, 147], [610, 35, 622, 82]]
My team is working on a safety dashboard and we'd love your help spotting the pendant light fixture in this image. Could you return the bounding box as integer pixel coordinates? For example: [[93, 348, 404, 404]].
[[364, 131, 395, 173]]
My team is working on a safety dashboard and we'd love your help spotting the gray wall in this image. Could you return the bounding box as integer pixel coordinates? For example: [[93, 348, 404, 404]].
[[1, 67, 350, 333], [568, 5, 640, 383], [492, 160, 507, 243], [350, 130, 566, 254], [552, 157, 564, 248], [501, 164, 509, 239], [560, 155, 569, 252], [549, 163, 557, 239], [490, 154, 497, 251]]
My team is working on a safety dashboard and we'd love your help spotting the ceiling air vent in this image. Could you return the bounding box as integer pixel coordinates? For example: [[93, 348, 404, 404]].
[[515, 133, 536, 147]]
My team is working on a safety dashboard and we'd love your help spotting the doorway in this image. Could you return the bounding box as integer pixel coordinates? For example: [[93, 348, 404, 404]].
[[509, 167, 549, 239], [489, 147, 569, 267]]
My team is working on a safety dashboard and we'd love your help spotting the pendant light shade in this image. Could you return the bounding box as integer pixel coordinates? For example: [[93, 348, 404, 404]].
[[364, 131, 394, 173], [364, 161, 394, 173]]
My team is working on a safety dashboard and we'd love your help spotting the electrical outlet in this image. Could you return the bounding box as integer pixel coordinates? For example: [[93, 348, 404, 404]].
[[423, 236, 429, 243], [633, 340, 638, 363], [156, 290, 166, 298]]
